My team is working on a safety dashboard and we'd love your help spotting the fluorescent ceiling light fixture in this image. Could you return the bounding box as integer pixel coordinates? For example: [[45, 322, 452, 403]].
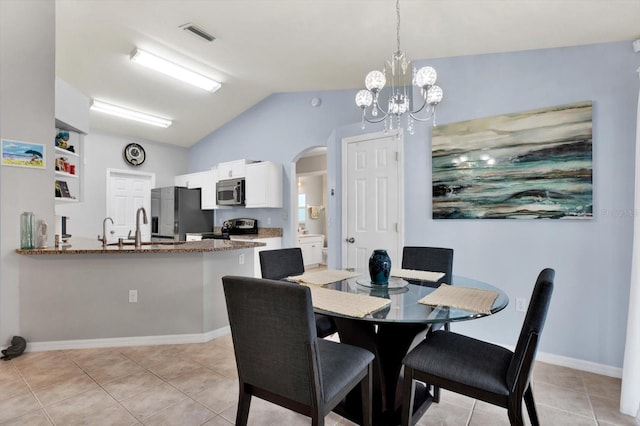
[[130, 48, 221, 93], [90, 100, 172, 128]]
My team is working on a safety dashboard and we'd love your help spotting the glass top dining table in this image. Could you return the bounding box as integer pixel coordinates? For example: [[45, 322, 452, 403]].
[[312, 272, 509, 425], [317, 273, 509, 324]]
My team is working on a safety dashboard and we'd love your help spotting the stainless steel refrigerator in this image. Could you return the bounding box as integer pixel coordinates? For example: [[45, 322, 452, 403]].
[[151, 186, 213, 241]]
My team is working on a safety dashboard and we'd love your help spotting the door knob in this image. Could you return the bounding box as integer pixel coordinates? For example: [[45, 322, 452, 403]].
[[346, 237, 355, 243]]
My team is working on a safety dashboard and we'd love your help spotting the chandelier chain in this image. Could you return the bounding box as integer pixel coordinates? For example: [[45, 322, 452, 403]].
[[396, 0, 401, 53]]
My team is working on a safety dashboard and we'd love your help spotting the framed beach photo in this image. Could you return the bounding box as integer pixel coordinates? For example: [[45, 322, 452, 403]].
[[1, 139, 46, 169]]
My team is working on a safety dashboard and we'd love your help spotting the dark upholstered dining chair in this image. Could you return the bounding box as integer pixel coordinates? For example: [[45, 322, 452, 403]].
[[401, 246, 454, 402], [401, 246, 454, 286], [222, 275, 374, 426], [402, 246, 454, 336], [259, 247, 338, 338], [401, 268, 555, 426]]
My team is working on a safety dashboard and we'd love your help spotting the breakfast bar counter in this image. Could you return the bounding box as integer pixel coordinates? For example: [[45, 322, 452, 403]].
[[16, 238, 259, 348]]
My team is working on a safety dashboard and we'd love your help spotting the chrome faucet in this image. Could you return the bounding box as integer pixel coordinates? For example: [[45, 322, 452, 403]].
[[134, 207, 148, 249], [98, 217, 114, 247]]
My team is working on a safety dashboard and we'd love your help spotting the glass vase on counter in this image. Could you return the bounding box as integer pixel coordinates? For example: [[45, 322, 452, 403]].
[[20, 212, 35, 249]]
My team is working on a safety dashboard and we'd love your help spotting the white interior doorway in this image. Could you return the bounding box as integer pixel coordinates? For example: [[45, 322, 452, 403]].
[[106, 169, 155, 243], [291, 147, 328, 267], [341, 131, 404, 270]]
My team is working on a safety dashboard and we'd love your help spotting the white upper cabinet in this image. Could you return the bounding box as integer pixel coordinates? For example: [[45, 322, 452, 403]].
[[178, 159, 282, 209], [174, 173, 190, 187], [245, 161, 283, 208], [174, 169, 220, 209], [199, 169, 218, 209], [217, 159, 255, 179]]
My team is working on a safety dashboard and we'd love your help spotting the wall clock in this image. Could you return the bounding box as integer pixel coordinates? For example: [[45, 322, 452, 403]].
[[123, 143, 146, 166]]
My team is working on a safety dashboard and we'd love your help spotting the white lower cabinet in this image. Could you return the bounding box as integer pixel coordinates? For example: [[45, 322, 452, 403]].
[[229, 236, 282, 277], [297, 235, 324, 267]]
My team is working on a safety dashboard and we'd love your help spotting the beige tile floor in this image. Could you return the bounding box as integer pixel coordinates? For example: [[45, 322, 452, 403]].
[[0, 334, 636, 426]]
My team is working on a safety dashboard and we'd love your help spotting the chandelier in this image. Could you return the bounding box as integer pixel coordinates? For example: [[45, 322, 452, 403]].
[[355, 0, 443, 135]]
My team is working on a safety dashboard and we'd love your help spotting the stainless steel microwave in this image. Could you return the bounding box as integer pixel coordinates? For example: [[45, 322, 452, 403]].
[[216, 178, 245, 206]]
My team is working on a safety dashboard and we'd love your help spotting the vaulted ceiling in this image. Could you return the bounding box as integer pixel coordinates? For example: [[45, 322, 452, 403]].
[[56, 0, 640, 147]]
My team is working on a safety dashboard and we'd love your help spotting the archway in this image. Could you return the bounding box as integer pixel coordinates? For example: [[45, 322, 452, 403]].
[[290, 146, 328, 268]]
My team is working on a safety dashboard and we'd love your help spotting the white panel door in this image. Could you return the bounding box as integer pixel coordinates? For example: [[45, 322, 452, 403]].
[[343, 132, 402, 271], [107, 170, 153, 242]]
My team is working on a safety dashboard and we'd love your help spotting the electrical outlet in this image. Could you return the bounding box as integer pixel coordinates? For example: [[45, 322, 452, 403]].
[[239, 253, 245, 265], [129, 290, 138, 303], [267, 217, 272, 225], [515, 297, 527, 312]]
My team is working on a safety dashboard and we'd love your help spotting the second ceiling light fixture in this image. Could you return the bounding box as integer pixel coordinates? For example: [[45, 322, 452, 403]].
[[91, 47, 222, 127]]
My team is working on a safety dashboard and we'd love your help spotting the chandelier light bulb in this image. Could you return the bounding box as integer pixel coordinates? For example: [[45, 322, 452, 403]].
[[388, 94, 409, 115], [365, 70, 386, 92], [413, 66, 437, 88], [426, 85, 444, 105], [355, 90, 374, 108]]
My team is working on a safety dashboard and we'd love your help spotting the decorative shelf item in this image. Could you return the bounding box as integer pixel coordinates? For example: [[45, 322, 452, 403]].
[[55, 179, 73, 199], [54, 129, 82, 203]]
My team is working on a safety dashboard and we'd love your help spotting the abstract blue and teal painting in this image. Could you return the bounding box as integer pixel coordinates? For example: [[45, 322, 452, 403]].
[[432, 101, 592, 219]]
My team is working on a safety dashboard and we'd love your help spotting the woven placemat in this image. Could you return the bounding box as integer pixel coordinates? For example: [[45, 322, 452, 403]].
[[307, 286, 391, 318], [391, 268, 445, 282], [418, 285, 499, 314], [288, 269, 360, 286]]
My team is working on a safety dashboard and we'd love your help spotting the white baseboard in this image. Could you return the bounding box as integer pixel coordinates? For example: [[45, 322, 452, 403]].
[[535, 350, 622, 378], [496, 343, 622, 379], [11, 329, 622, 380], [22, 327, 231, 352]]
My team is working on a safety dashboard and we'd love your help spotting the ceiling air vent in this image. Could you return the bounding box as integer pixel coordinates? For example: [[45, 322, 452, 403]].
[[179, 23, 215, 43]]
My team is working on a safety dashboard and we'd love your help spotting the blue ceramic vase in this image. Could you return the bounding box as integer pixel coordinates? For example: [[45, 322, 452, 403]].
[[369, 249, 391, 285]]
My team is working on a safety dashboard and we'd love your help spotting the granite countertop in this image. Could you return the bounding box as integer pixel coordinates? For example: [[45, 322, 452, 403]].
[[16, 238, 265, 255]]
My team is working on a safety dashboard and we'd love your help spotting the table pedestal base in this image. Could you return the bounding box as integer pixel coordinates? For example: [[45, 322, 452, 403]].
[[332, 318, 431, 425]]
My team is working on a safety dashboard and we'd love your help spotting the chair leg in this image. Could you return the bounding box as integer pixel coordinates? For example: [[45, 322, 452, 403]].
[[432, 384, 441, 403], [311, 414, 324, 426], [360, 363, 373, 426], [507, 394, 525, 426], [235, 384, 251, 426], [524, 385, 540, 426], [401, 366, 416, 426]]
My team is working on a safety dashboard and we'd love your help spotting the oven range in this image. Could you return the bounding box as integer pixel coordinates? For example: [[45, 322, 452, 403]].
[[201, 218, 258, 240]]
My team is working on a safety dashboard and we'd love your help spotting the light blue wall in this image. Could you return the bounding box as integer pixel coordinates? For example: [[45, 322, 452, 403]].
[[190, 41, 640, 369], [189, 88, 364, 231]]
